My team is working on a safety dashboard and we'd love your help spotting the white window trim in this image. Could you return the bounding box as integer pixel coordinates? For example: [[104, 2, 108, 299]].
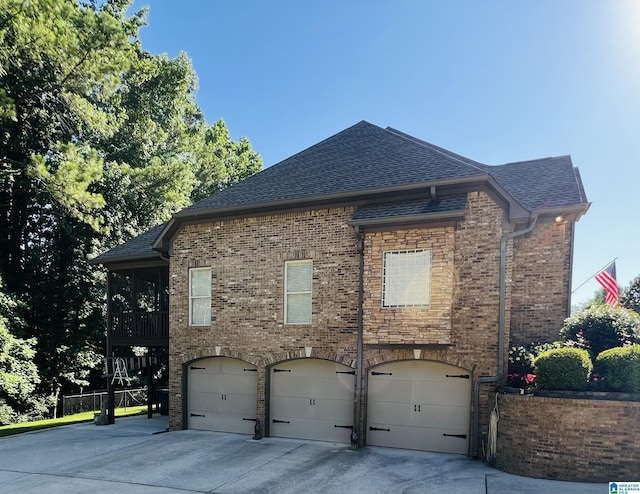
[[284, 259, 313, 325], [382, 249, 432, 308], [189, 267, 211, 326]]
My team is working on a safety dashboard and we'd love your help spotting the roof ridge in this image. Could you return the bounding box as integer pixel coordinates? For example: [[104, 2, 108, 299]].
[[572, 166, 587, 204], [495, 155, 571, 167], [268, 120, 378, 169], [384, 127, 488, 174]]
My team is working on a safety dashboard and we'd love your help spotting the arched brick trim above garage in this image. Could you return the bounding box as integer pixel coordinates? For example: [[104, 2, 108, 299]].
[[263, 349, 356, 369], [183, 349, 261, 368], [364, 348, 476, 374]]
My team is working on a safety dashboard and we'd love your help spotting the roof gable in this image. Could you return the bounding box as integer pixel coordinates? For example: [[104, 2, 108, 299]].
[[92, 121, 590, 265], [488, 156, 587, 210], [177, 121, 485, 216], [90, 222, 167, 265]]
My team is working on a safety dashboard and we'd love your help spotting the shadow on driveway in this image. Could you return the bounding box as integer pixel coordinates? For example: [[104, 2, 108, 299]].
[[0, 415, 606, 493]]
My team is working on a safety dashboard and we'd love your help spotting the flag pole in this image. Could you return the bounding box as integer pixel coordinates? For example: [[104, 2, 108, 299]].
[[571, 257, 618, 294]]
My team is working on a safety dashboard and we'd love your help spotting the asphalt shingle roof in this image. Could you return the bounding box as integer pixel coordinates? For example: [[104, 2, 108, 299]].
[[383, 126, 587, 211], [91, 222, 167, 264], [486, 156, 587, 210], [93, 121, 589, 264], [352, 194, 467, 223], [177, 121, 485, 216]]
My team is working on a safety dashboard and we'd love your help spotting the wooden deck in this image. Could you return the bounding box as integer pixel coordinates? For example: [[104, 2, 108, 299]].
[[109, 310, 169, 347]]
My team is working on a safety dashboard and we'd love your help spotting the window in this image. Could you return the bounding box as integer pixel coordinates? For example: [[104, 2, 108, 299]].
[[189, 267, 211, 326], [382, 249, 431, 307], [285, 260, 312, 324]]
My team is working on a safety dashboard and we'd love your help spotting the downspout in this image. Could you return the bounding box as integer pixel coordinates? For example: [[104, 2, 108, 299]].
[[352, 225, 365, 449], [471, 213, 538, 458], [106, 271, 115, 424]]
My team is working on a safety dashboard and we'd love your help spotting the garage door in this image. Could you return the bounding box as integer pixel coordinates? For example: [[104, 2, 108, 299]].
[[270, 359, 355, 443], [188, 357, 258, 434], [366, 360, 471, 454]]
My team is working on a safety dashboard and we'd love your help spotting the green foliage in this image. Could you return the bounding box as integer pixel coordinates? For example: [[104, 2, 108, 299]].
[[533, 348, 593, 391], [507, 341, 564, 388], [620, 275, 640, 314], [192, 120, 262, 203], [0, 0, 262, 415], [560, 305, 640, 358], [595, 345, 640, 393], [29, 143, 106, 232], [0, 279, 50, 424], [508, 345, 535, 373]]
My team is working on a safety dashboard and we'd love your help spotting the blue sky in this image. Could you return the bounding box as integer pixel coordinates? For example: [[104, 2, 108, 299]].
[[131, 0, 640, 307]]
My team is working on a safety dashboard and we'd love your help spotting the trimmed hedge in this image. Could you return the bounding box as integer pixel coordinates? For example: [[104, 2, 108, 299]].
[[595, 345, 640, 393], [533, 348, 592, 391]]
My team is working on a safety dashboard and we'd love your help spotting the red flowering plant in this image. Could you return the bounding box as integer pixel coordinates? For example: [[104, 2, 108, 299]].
[[589, 372, 606, 390], [506, 345, 535, 389], [506, 342, 562, 390]]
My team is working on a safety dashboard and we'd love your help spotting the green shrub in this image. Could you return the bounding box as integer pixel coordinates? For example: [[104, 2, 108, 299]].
[[533, 348, 592, 391], [559, 305, 640, 358], [595, 345, 640, 393]]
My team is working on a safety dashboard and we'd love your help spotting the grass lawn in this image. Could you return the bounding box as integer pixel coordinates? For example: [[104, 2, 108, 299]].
[[0, 406, 149, 437]]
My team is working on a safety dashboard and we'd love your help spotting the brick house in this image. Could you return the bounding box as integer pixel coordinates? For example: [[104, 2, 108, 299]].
[[93, 121, 589, 456]]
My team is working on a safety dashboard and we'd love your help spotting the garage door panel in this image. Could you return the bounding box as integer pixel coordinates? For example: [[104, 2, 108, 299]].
[[367, 423, 468, 455], [189, 380, 255, 396], [369, 380, 469, 407], [271, 396, 353, 421], [270, 359, 355, 443], [368, 401, 469, 428], [275, 360, 353, 377], [371, 362, 468, 381], [189, 411, 255, 434], [188, 357, 257, 434], [272, 375, 354, 400], [190, 371, 257, 394], [190, 391, 256, 414], [366, 361, 470, 454], [368, 379, 412, 402], [271, 417, 353, 443], [411, 381, 471, 405]]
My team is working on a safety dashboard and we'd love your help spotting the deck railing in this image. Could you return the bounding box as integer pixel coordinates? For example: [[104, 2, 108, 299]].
[[109, 311, 168, 344]]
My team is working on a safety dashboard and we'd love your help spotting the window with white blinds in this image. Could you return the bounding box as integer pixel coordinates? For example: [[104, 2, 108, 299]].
[[285, 260, 312, 324], [189, 267, 211, 326], [382, 249, 431, 307]]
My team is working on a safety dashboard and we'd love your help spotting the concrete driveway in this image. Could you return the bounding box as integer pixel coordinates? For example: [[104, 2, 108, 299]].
[[0, 415, 605, 493]]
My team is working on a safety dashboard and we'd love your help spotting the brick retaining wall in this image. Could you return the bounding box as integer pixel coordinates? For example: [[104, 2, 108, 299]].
[[496, 393, 640, 482]]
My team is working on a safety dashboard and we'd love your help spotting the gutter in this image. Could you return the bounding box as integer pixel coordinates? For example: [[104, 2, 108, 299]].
[[172, 175, 488, 220], [352, 225, 365, 449], [348, 209, 466, 228], [471, 213, 538, 457], [152, 176, 491, 252]]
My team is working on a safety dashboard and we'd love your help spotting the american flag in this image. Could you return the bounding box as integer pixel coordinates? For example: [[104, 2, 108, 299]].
[[595, 262, 619, 307]]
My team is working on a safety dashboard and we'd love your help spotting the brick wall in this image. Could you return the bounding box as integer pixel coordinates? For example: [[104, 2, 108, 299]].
[[361, 191, 506, 375], [497, 393, 640, 482], [509, 220, 573, 346], [361, 191, 507, 455], [362, 226, 455, 345], [168, 207, 360, 430], [165, 190, 578, 459]]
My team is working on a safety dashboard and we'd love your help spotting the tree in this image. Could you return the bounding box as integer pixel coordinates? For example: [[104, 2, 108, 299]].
[[560, 304, 640, 358], [0, 277, 49, 424], [0, 0, 145, 412], [192, 120, 262, 203], [0, 0, 261, 415], [620, 275, 640, 314]]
